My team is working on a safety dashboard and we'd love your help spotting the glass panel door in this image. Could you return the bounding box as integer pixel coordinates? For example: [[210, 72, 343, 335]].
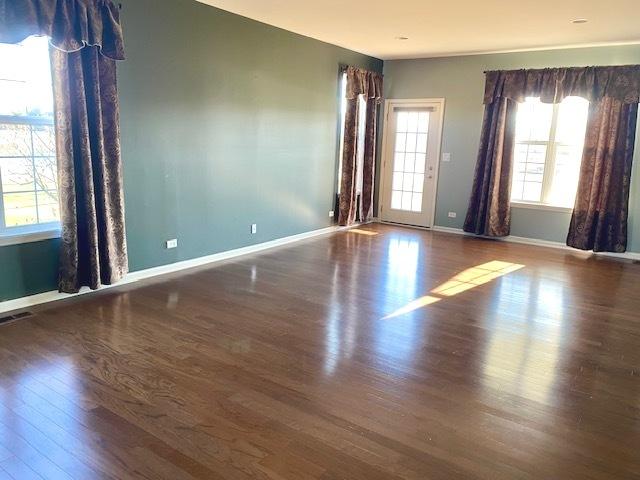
[[380, 101, 443, 228]]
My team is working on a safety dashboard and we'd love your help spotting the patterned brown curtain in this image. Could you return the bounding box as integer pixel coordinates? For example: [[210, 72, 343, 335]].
[[2, 0, 128, 292], [51, 47, 128, 292], [463, 97, 518, 236], [566, 99, 638, 252], [339, 96, 361, 226], [338, 66, 383, 226]]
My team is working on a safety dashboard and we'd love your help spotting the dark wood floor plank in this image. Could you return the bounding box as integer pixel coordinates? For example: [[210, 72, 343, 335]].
[[1, 224, 640, 479]]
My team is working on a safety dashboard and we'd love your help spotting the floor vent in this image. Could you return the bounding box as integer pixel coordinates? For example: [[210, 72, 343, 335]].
[[0, 311, 33, 325]]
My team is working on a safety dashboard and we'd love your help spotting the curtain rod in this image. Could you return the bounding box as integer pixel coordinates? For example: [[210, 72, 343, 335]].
[[483, 64, 640, 74]]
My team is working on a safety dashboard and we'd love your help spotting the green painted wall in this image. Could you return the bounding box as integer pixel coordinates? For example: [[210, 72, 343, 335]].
[[0, 0, 382, 301], [383, 45, 640, 250]]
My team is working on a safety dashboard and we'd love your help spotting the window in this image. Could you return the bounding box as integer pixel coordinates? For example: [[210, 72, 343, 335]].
[[0, 36, 59, 242], [511, 96, 589, 209]]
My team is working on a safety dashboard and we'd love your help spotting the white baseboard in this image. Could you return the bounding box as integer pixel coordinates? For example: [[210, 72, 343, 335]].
[[431, 225, 640, 261], [0, 224, 351, 315]]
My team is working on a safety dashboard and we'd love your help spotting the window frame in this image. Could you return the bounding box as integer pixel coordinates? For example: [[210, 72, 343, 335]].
[[510, 99, 585, 212]]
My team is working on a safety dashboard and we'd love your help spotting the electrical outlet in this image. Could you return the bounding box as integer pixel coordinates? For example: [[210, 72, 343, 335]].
[[448, 212, 457, 218], [442, 152, 451, 162], [251, 224, 257, 234], [166, 238, 178, 249], [329, 210, 335, 218]]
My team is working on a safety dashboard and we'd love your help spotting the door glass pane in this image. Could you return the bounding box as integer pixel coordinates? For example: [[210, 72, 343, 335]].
[[411, 193, 422, 212], [391, 191, 402, 209], [404, 152, 415, 172], [390, 108, 430, 212], [392, 172, 403, 191], [393, 152, 405, 172], [401, 191, 412, 210]]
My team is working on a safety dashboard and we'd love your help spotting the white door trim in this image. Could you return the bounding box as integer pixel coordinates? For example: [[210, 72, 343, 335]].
[[378, 98, 445, 228]]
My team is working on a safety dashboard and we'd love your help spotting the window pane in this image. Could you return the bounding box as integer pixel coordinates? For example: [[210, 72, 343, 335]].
[[395, 132, 406, 152], [414, 154, 426, 174], [548, 145, 582, 208], [522, 182, 543, 202], [1, 157, 34, 193], [3, 192, 38, 226], [0, 37, 54, 117], [32, 124, 56, 156], [511, 143, 547, 203], [34, 157, 58, 190], [515, 97, 553, 142], [0, 124, 33, 157], [556, 97, 589, 145], [37, 189, 59, 223]]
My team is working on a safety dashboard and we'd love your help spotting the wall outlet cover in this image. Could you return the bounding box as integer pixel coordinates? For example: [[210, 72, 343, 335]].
[[166, 239, 178, 249], [251, 224, 257, 234], [329, 210, 335, 218], [442, 152, 451, 162], [448, 212, 457, 218]]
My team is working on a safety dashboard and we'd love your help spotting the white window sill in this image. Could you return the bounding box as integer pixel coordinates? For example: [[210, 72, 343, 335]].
[[0, 228, 61, 247], [511, 201, 573, 213]]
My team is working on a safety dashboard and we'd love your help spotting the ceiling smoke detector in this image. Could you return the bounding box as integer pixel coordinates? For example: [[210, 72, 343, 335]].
[[571, 18, 588, 24]]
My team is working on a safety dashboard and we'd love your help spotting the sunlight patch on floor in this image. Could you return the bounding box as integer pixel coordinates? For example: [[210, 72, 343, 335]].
[[348, 228, 379, 236], [383, 261, 525, 319]]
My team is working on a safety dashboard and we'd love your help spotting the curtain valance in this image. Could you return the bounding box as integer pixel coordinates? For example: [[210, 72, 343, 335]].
[[0, 0, 125, 60], [344, 66, 383, 101], [484, 65, 640, 105]]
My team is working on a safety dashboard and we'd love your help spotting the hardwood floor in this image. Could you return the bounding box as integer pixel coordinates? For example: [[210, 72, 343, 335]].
[[1, 223, 640, 479]]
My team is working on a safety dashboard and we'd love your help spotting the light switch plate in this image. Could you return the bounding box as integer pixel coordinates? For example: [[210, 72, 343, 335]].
[[442, 152, 451, 162]]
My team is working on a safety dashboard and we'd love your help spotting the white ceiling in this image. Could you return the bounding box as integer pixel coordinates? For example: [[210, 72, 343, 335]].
[[196, 0, 640, 60]]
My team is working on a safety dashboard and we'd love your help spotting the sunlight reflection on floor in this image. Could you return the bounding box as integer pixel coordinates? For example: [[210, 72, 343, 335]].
[[384, 260, 525, 319]]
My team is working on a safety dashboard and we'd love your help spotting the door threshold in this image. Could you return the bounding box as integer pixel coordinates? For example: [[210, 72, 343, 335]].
[[378, 220, 433, 230]]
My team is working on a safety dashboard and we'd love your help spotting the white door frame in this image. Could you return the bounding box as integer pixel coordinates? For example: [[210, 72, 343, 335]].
[[378, 98, 445, 228]]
